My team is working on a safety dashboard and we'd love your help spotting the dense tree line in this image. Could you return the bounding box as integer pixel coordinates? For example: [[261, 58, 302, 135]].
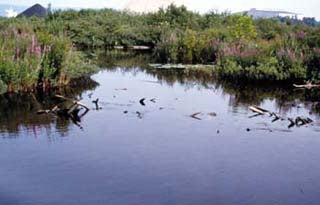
[[278, 16, 320, 27], [45, 5, 320, 82]]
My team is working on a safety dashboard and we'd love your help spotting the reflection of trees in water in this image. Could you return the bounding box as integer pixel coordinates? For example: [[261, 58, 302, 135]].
[[99, 53, 320, 116], [100, 52, 216, 87], [149, 68, 320, 116], [147, 68, 215, 88], [0, 77, 98, 135], [98, 50, 152, 71], [3, 53, 320, 136], [220, 81, 320, 115], [166, 70, 320, 116]]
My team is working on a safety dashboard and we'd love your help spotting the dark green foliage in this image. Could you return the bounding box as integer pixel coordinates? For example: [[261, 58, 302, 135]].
[[1, 4, 320, 84]]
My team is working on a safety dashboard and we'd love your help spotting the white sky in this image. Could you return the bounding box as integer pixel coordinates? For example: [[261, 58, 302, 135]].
[[2, 0, 320, 19]]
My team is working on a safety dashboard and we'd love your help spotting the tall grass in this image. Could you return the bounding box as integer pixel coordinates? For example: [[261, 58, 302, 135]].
[[0, 18, 96, 93]]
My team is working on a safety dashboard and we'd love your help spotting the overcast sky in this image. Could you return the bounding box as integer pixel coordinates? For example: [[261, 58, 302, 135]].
[[2, 0, 320, 19]]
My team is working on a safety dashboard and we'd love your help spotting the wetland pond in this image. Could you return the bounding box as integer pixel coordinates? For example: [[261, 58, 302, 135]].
[[1, 54, 320, 205]]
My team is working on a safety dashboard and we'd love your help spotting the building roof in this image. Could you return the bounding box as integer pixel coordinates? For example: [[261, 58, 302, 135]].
[[248, 8, 299, 15], [18, 4, 47, 18], [244, 8, 303, 19]]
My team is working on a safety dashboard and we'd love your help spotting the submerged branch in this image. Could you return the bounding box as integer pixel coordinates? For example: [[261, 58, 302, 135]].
[[37, 95, 90, 129], [55, 94, 90, 110], [249, 105, 313, 129]]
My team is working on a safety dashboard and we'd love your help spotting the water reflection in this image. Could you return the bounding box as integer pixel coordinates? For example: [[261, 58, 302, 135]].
[[0, 77, 98, 136], [100, 52, 320, 117], [1, 52, 320, 136]]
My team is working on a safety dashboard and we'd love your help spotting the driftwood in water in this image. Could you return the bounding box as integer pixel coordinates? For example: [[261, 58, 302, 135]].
[[190, 112, 202, 120], [208, 112, 217, 117], [55, 95, 90, 110], [37, 105, 59, 115], [136, 111, 143, 119], [293, 81, 320, 89], [92, 98, 101, 110], [249, 106, 271, 115], [288, 118, 296, 129], [37, 95, 90, 129], [249, 105, 313, 129], [295, 117, 313, 127], [139, 98, 146, 106], [149, 64, 213, 70], [249, 106, 266, 115], [189, 112, 217, 120], [270, 112, 285, 122], [287, 116, 312, 128]]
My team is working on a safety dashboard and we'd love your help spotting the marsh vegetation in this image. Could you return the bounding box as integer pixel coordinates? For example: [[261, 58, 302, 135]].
[[1, 4, 320, 93]]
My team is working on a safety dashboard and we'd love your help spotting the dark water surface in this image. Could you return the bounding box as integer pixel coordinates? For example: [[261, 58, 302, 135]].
[[1, 57, 320, 205]]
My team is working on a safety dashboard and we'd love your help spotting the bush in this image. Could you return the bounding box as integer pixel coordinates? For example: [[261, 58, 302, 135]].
[[0, 18, 96, 93]]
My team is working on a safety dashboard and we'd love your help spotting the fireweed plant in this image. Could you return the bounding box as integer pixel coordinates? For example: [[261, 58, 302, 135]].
[[0, 18, 96, 93]]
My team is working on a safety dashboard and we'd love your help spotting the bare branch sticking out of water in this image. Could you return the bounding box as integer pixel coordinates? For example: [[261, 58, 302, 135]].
[[55, 95, 90, 110], [249, 105, 313, 129], [249, 106, 270, 115], [92, 98, 102, 110], [293, 81, 320, 89], [139, 98, 146, 106], [190, 112, 202, 120], [37, 95, 90, 129], [136, 111, 143, 119], [288, 118, 296, 129]]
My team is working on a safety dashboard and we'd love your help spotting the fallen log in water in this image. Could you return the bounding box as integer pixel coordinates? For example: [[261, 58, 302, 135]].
[[37, 105, 60, 115], [249, 105, 313, 129], [55, 95, 90, 110], [249, 106, 270, 115], [293, 81, 320, 89], [149, 64, 213, 70], [37, 95, 90, 129]]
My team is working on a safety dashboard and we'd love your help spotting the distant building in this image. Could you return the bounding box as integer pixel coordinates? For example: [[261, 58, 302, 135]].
[[124, 0, 185, 13], [245, 8, 303, 19], [17, 4, 48, 18]]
